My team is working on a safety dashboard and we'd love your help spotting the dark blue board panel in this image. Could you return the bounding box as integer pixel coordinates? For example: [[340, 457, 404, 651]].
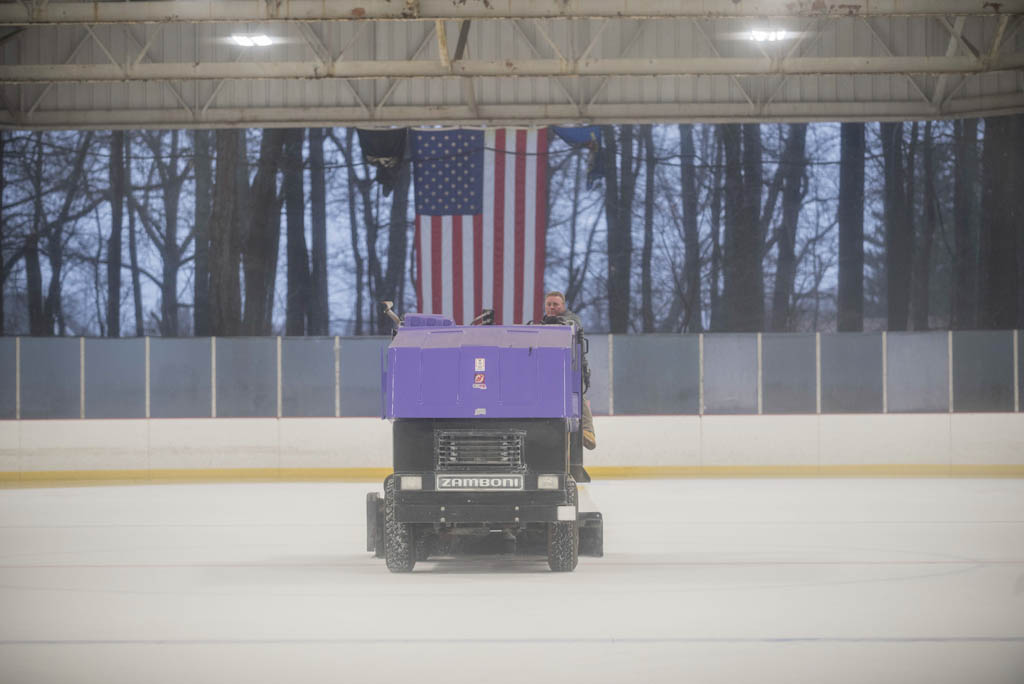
[[282, 337, 335, 417], [150, 338, 211, 418], [84, 338, 145, 418], [821, 334, 883, 413]]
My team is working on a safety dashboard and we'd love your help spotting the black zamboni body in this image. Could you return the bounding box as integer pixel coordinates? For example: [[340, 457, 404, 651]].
[[366, 311, 603, 572]]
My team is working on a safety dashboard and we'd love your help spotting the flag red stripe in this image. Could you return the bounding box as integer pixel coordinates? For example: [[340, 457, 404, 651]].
[[513, 129, 527, 324], [430, 216, 443, 315], [534, 129, 548, 320], [473, 213, 483, 320], [415, 219, 423, 313], [452, 217, 464, 325], [492, 129, 506, 325]]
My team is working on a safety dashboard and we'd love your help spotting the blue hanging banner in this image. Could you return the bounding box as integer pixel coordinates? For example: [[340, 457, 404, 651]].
[[551, 126, 605, 189]]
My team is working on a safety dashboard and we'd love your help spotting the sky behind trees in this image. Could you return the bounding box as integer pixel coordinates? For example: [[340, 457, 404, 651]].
[[1, 116, 1021, 337]]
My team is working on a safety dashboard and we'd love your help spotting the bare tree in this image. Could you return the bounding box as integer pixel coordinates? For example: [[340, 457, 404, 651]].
[[708, 128, 724, 331], [192, 130, 213, 336], [129, 131, 193, 336], [106, 131, 124, 337], [308, 127, 329, 335], [880, 122, 912, 331], [22, 131, 98, 335], [979, 116, 1019, 328], [837, 123, 865, 332], [640, 125, 656, 332], [283, 128, 311, 336], [770, 124, 808, 332], [242, 129, 286, 335], [209, 129, 243, 336], [338, 129, 366, 335], [951, 118, 979, 330], [380, 147, 413, 333], [678, 124, 702, 333], [603, 125, 639, 334], [911, 121, 937, 330], [0, 131, 5, 336], [125, 134, 144, 337], [720, 124, 764, 332]]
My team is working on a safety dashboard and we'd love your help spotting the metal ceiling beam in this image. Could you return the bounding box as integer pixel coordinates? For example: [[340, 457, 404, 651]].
[[5, 93, 1022, 130], [3, 0, 1022, 26], [7, 54, 1022, 83]]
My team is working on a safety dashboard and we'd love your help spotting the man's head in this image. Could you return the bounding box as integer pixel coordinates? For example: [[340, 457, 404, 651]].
[[544, 291, 567, 318]]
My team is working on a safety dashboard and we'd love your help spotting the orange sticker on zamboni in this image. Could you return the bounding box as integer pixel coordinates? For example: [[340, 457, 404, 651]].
[[474, 373, 485, 383]]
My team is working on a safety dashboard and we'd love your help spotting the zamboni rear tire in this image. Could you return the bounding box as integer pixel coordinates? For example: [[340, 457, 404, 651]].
[[384, 475, 415, 572]]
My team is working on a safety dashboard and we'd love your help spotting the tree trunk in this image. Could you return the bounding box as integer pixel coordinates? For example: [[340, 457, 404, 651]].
[[881, 122, 912, 331], [837, 123, 865, 332], [565, 153, 584, 309], [361, 172, 380, 334], [770, 124, 807, 332], [25, 236, 44, 335], [720, 124, 742, 333], [911, 121, 936, 331], [343, 129, 366, 335], [159, 133, 183, 337], [106, 131, 124, 337], [640, 125, 655, 333], [603, 125, 637, 334], [209, 129, 243, 336], [309, 128, 329, 336], [709, 128, 724, 332], [979, 116, 1019, 329], [192, 129, 213, 336], [678, 124, 702, 333], [740, 124, 764, 331], [43, 218, 64, 335], [0, 131, 4, 336], [42, 131, 93, 336], [126, 134, 144, 336], [242, 128, 286, 335], [379, 149, 411, 333], [951, 119, 978, 330], [721, 124, 765, 332], [1016, 115, 1024, 328], [283, 128, 311, 336]]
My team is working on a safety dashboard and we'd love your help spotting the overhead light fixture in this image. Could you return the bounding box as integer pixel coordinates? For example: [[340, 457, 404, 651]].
[[749, 30, 787, 42], [231, 34, 272, 47]]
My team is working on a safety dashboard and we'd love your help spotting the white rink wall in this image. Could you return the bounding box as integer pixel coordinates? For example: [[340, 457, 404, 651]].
[[2, 414, 1024, 480]]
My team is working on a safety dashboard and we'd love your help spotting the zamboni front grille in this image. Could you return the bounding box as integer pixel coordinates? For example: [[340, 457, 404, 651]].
[[434, 429, 526, 471]]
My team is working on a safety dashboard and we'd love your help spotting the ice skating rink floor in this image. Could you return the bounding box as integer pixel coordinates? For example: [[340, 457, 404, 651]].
[[1, 478, 1023, 684]]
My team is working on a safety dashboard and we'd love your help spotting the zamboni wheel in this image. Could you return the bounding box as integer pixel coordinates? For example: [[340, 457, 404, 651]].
[[384, 475, 416, 572], [547, 477, 579, 572]]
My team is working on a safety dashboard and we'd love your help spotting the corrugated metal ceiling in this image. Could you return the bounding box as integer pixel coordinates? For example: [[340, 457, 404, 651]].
[[0, 1, 1021, 129]]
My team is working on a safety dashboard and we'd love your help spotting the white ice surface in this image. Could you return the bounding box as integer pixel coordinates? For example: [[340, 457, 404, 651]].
[[1, 479, 1023, 684]]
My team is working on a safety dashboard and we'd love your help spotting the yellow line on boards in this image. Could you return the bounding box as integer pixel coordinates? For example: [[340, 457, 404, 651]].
[[2, 464, 1024, 488]]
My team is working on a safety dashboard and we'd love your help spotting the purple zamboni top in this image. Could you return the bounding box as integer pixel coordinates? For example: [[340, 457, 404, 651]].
[[383, 319, 582, 420]]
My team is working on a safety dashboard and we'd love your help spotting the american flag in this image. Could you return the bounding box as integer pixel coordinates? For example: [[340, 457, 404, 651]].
[[411, 128, 548, 325]]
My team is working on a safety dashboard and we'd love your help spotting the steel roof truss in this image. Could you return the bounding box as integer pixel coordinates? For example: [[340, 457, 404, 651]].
[[297, 22, 368, 113], [373, 22, 434, 117], [510, 19, 577, 112], [586, 19, 649, 110], [764, 17, 829, 110], [693, 19, 756, 110], [4, 1, 1024, 25], [862, 17, 933, 109]]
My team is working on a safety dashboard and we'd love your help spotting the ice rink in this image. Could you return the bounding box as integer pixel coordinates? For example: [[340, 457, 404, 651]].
[[1, 478, 1023, 684]]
